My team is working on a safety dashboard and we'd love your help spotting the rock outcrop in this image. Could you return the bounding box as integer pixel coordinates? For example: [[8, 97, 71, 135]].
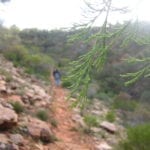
[[100, 121, 117, 134], [27, 117, 52, 140], [0, 55, 125, 149], [0, 104, 18, 129], [10, 134, 24, 146], [0, 55, 53, 149]]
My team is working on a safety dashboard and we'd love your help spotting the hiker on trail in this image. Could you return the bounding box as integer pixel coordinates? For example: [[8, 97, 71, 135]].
[[53, 69, 61, 86]]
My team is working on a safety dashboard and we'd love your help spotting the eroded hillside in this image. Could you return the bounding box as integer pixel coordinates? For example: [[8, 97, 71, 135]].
[[0, 54, 127, 150]]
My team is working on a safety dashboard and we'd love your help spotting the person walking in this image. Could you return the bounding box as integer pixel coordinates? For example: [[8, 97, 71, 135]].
[[53, 69, 61, 86]]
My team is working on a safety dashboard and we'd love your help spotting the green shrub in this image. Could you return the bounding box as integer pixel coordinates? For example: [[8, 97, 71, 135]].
[[0, 69, 13, 82], [87, 83, 99, 99], [118, 123, 150, 150], [3, 45, 54, 80], [11, 101, 24, 114], [5, 74, 13, 82], [83, 115, 99, 128], [113, 98, 137, 111], [3, 45, 28, 66], [96, 92, 110, 101], [61, 80, 72, 88], [50, 118, 58, 127], [140, 91, 150, 103], [24, 54, 50, 77], [105, 110, 116, 122], [126, 103, 150, 125], [36, 109, 49, 121]]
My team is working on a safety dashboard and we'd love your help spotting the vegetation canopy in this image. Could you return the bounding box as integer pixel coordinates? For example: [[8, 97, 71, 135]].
[[64, 0, 150, 108]]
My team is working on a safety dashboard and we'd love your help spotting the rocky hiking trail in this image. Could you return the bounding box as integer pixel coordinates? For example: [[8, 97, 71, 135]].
[[0, 55, 120, 150], [49, 86, 95, 150]]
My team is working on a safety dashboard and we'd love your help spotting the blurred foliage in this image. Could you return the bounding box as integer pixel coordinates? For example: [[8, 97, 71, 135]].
[[124, 103, 150, 125], [0, 0, 10, 3], [10, 101, 24, 114], [113, 96, 137, 112], [0, 21, 149, 108], [95, 92, 111, 101], [118, 123, 150, 150], [61, 80, 72, 88], [83, 114, 99, 129], [36, 109, 49, 121], [140, 91, 150, 103], [121, 57, 150, 86], [63, 0, 150, 108], [105, 110, 116, 122]]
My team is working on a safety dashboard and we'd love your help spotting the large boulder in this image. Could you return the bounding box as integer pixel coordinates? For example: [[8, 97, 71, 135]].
[[100, 121, 117, 134], [13, 76, 26, 84], [23, 85, 51, 105], [27, 117, 53, 142], [0, 104, 18, 129], [40, 128, 52, 143], [10, 134, 24, 146], [32, 85, 47, 98], [0, 80, 6, 93], [9, 82, 19, 90]]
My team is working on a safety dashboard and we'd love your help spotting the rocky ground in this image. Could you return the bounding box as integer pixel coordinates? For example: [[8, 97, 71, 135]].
[[0, 55, 125, 150]]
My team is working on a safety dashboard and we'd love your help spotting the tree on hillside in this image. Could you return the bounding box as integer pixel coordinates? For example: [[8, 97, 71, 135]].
[[65, 0, 150, 107], [0, 0, 10, 3], [0, 0, 11, 24]]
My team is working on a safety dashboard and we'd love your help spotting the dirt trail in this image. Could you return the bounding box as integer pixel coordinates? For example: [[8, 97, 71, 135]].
[[49, 86, 95, 150]]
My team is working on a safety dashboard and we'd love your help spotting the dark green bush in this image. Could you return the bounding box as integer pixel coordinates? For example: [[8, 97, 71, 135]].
[[118, 123, 150, 150], [3, 45, 28, 66], [36, 109, 49, 121], [24, 54, 53, 78], [0, 69, 13, 82], [3, 45, 54, 80], [140, 91, 150, 103], [113, 99, 137, 111], [96, 92, 111, 101], [11, 101, 24, 114], [105, 110, 116, 122], [83, 115, 99, 128], [126, 104, 150, 125], [61, 80, 72, 88], [49, 118, 58, 127]]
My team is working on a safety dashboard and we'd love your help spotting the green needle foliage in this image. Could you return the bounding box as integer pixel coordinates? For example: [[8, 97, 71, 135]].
[[65, 42, 109, 108], [64, 0, 150, 108], [121, 57, 150, 86]]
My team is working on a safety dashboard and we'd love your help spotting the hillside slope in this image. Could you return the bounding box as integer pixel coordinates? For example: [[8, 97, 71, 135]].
[[0, 55, 97, 149]]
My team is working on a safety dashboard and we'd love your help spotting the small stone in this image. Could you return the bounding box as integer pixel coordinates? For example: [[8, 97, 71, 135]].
[[72, 114, 86, 127]]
